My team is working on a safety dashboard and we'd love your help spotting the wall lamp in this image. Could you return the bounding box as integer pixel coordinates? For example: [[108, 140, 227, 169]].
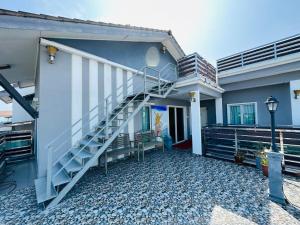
[[294, 89, 300, 99], [47, 45, 58, 64], [0, 64, 11, 70], [188, 91, 196, 102], [161, 45, 167, 54]]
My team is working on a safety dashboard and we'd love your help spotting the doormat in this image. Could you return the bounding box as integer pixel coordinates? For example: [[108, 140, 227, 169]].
[[173, 140, 192, 150]]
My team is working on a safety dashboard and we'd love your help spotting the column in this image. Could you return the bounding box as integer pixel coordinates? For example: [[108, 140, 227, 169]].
[[191, 91, 202, 155], [268, 152, 286, 204], [89, 59, 98, 130], [71, 54, 82, 145], [215, 97, 223, 124], [127, 71, 134, 141]]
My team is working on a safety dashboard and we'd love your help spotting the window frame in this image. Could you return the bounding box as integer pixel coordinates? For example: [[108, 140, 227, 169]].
[[141, 105, 151, 131], [227, 102, 258, 125]]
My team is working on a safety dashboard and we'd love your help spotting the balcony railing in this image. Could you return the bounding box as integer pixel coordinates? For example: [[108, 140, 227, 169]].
[[203, 125, 300, 176], [177, 53, 217, 85], [217, 34, 300, 73]]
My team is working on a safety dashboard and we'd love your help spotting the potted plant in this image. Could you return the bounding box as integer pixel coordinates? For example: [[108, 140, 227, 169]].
[[234, 150, 245, 164], [261, 153, 269, 177]]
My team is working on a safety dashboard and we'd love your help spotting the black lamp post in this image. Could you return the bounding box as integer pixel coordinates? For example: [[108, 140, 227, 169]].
[[265, 96, 279, 152], [265, 96, 285, 205]]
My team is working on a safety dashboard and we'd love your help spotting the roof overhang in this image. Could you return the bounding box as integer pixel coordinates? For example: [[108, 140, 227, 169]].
[[170, 77, 224, 100], [0, 10, 185, 60], [0, 9, 185, 86]]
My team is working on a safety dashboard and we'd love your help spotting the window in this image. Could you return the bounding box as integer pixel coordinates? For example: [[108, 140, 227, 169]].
[[142, 106, 151, 131], [227, 102, 257, 125]]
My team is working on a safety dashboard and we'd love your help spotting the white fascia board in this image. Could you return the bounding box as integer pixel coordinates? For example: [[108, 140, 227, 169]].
[[218, 52, 300, 79], [175, 77, 225, 94]]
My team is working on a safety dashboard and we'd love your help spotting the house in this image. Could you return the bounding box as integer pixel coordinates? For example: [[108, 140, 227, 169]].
[[216, 35, 300, 127], [1, 8, 299, 209], [0, 9, 223, 208]]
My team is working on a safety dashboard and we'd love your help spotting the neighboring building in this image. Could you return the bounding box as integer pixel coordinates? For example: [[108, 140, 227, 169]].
[[0, 9, 299, 208], [216, 35, 300, 127]]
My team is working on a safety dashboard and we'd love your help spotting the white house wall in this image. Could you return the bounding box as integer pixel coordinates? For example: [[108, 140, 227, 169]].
[[37, 47, 140, 177]]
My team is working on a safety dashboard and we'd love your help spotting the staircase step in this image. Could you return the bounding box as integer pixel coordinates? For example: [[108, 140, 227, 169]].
[[71, 147, 94, 159], [98, 125, 120, 129], [88, 131, 109, 139], [34, 177, 57, 204], [52, 164, 71, 186], [80, 139, 103, 148], [59, 155, 82, 174]]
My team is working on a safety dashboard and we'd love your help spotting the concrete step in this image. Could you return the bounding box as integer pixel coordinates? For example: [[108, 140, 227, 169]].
[[34, 177, 57, 204]]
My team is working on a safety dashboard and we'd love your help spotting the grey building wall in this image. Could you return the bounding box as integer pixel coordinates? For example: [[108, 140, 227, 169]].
[[37, 48, 72, 177], [49, 39, 177, 74], [222, 83, 292, 126]]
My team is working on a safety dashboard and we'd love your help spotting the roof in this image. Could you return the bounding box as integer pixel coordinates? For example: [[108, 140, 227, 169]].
[[0, 111, 12, 118], [0, 8, 185, 58]]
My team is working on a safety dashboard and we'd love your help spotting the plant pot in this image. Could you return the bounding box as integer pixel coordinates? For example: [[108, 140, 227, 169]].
[[234, 156, 244, 164], [262, 165, 269, 177], [256, 157, 262, 170]]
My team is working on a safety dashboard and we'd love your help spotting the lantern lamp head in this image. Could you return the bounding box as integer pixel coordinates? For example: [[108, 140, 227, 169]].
[[294, 90, 300, 99], [265, 96, 279, 113], [188, 92, 197, 102], [47, 46, 58, 64]]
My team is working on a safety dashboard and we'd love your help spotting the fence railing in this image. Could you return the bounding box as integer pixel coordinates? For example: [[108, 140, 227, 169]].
[[0, 127, 33, 163], [203, 126, 300, 176], [217, 34, 300, 73], [177, 53, 217, 84]]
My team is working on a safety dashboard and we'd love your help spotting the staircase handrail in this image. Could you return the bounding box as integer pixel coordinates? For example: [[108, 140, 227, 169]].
[[50, 75, 146, 164], [51, 90, 145, 180], [45, 63, 178, 197]]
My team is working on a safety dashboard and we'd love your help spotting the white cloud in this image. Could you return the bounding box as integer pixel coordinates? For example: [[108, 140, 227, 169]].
[[93, 0, 219, 55]]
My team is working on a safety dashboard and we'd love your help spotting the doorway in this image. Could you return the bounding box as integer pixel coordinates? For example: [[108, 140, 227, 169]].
[[200, 107, 208, 127], [168, 106, 186, 143]]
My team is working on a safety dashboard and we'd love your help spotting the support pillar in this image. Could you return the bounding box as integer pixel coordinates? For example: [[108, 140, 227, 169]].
[[215, 97, 223, 124], [267, 152, 286, 205], [191, 91, 202, 155]]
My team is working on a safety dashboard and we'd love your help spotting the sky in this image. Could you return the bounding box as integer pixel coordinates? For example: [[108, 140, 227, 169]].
[[0, 0, 300, 65]]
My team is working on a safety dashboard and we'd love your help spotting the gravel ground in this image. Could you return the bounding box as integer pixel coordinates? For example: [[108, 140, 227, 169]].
[[0, 150, 299, 225]]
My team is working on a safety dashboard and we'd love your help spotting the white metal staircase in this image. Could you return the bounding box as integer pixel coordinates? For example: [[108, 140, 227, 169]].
[[34, 64, 178, 209]]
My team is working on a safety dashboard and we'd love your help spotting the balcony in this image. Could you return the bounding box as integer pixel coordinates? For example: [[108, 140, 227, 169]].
[[177, 53, 217, 85], [217, 34, 300, 73]]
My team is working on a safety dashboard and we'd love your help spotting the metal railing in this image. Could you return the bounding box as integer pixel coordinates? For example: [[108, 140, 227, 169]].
[[177, 53, 217, 85], [45, 63, 177, 197], [217, 34, 300, 73], [0, 128, 33, 162], [203, 126, 300, 175]]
